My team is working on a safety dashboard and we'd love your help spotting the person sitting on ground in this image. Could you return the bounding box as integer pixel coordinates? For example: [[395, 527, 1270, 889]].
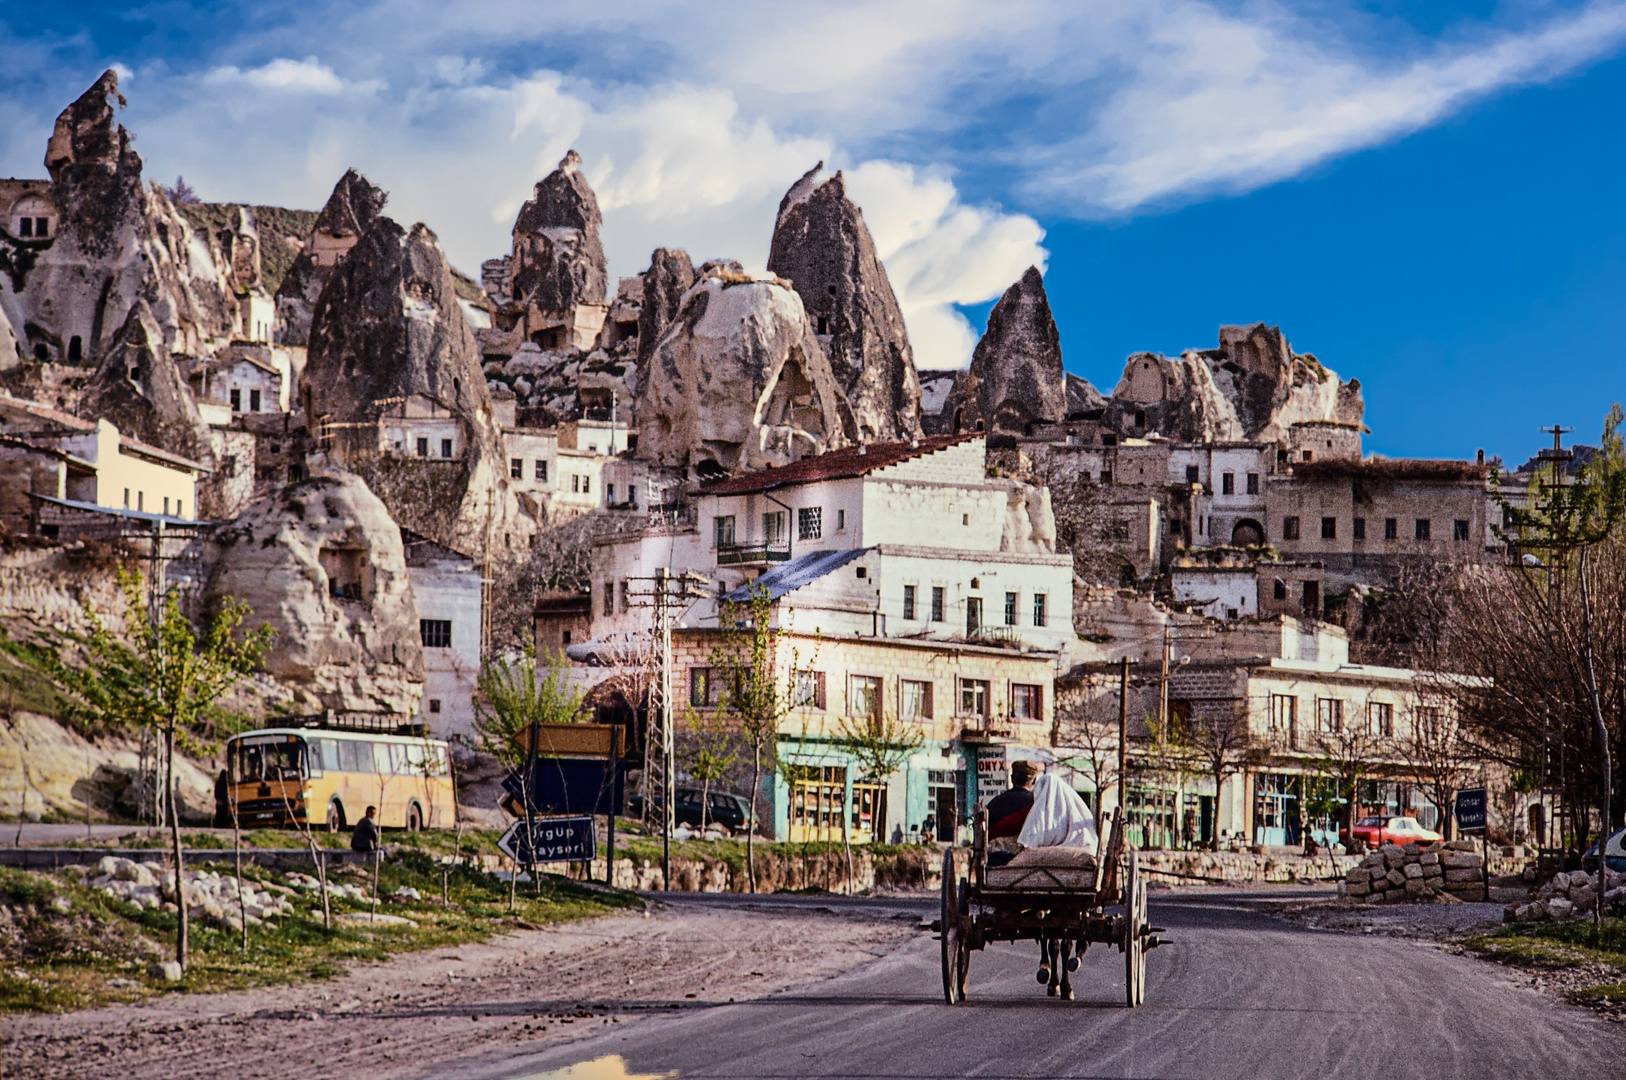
[[985, 761, 1040, 865], [351, 805, 381, 853]]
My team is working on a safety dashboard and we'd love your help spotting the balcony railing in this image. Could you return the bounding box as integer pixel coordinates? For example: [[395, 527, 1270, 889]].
[[716, 541, 792, 566]]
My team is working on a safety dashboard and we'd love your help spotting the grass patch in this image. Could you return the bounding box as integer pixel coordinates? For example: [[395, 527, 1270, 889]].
[[1465, 917, 1626, 972], [0, 847, 636, 1013]]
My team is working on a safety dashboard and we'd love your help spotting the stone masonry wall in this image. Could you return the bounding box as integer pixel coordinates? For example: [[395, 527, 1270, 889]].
[[1339, 839, 1485, 903]]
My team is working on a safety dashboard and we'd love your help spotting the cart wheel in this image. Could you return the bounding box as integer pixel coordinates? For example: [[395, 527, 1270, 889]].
[[1123, 852, 1147, 1007], [940, 849, 961, 1004], [955, 874, 971, 1001]]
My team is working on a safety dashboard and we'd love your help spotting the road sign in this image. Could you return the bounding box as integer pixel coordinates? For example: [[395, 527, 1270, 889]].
[[498, 816, 596, 864], [513, 722, 623, 759], [502, 758, 624, 816], [1455, 787, 1488, 833]]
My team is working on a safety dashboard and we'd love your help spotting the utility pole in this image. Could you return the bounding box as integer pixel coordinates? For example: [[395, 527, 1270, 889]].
[[1537, 424, 1572, 866], [1117, 656, 1130, 817]]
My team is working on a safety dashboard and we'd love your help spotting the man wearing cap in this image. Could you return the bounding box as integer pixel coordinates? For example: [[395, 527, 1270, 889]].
[[986, 759, 1040, 851]]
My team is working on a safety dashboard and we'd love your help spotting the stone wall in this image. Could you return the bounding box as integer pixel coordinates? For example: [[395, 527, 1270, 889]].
[[1338, 839, 1486, 903]]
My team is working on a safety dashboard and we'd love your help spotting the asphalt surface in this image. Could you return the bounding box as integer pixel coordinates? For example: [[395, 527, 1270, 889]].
[[423, 890, 1626, 1080]]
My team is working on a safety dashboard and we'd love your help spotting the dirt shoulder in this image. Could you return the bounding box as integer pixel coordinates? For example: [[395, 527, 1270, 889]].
[[1, 893, 919, 1080]]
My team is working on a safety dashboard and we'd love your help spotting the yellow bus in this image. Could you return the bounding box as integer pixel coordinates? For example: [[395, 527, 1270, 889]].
[[223, 727, 457, 832]]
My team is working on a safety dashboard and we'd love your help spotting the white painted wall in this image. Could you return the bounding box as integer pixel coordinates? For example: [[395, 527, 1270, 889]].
[[1171, 568, 1257, 620], [408, 555, 483, 742]]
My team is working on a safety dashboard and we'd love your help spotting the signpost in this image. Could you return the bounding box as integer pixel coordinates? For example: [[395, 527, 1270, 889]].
[[1454, 787, 1488, 833], [498, 816, 597, 865], [504, 722, 623, 885]]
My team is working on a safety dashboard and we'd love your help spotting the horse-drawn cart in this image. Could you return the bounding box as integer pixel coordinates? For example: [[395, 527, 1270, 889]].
[[937, 807, 1163, 1005]]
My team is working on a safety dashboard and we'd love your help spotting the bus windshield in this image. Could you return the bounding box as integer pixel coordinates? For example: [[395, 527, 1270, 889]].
[[232, 737, 307, 782]]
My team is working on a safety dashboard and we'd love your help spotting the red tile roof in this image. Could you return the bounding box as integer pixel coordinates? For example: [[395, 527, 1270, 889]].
[[699, 433, 981, 495]]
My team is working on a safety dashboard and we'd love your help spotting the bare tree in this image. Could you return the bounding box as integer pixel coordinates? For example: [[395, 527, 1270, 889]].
[[1182, 700, 1255, 850], [1051, 681, 1120, 821], [1310, 723, 1379, 850], [1398, 699, 1473, 841]]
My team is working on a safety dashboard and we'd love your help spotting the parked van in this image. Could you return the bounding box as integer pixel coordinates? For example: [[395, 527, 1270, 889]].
[[223, 727, 456, 832]]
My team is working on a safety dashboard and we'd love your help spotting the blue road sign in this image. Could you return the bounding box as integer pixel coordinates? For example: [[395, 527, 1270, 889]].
[[502, 758, 624, 816], [1454, 787, 1487, 832], [498, 816, 597, 864]]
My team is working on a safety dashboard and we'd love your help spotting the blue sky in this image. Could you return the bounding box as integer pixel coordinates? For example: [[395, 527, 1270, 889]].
[[2, 1, 1622, 463]]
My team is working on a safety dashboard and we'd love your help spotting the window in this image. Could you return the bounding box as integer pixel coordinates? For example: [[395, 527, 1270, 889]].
[[428, 699, 442, 714], [441, 438, 453, 459], [416, 437, 428, 457], [602, 580, 614, 617], [714, 515, 736, 547], [510, 458, 523, 479], [1384, 517, 1398, 540], [1246, 472, 1259, 495], [1453, 519, 1470, 541], [163, 497, 170, 515], [903, 584, 917, 621], [1316, 698, 1343, 733], [1185, 465, 1200, 483], [535, 459, 547, 481], [1321, 517, 1337, 540], [960, 679, 990, 717], [837, 509, 846, 531], [249, 389, 261, 412], [1134, 409, 1146, 427], [763, 511, 786, 544], [1004, 591, 1018, 626], [689, 667, 716, 707], [900, 679, 933, 720], [930, 586, 945, 622], [619, 580, 630, 613], [794, 670, 827, 709], [798, 507, 823, 539], [1269, 694, 1296, 734], [1033, 593, 1048, 627], [1011, 683, 1043, 720], [1368, 702, 1394, 737], [572, 475, 581, 494], [420, 619, 452, 648], [137, 492, 143, 511], [123, 488, 130, 509], [176, 500, 183, 518], [35, 218, 48, 238], [1303, 580, 1320, 615], [1415, 518, 1431, 541], [1353, 517, 1366, 540], [1221, 472, 1235, 495], [1302, 450, 1314, 462], [17, 218, 29, 238], [966, 596, 983, 635], [849, 675, 882, 718], [230, 388, 241, 411], [1273, 579, 1286, 600], [582, 475, 589, 494], [607, 483, 615, 502], [1282, 516, 1300, 540]]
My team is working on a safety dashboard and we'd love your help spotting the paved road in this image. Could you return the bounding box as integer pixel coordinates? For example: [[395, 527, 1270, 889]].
[[424, 891, 1626, 1080]]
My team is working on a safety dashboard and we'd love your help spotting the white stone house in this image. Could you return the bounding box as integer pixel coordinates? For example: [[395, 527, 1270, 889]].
[[402, 529, 484, 743], [378, 395, 465, 461]]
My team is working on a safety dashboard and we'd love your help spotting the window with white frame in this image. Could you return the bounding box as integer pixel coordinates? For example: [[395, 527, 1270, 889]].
[[794, 670, 827, 710], [1316, 697, 1343, 733], [763, 510, 786, 544], [1368, 701, 1394, 737], [1010, 683, 1043, 720], [960, 679, 989, 717], [903, 584, 917, 621], [1269, 694, 1296, 734], [900, 679, 933, 720], [714, 515, 736, 547], [1033, 593, 1048, 627], [798, 507, 823, 540], [849, 675, 882, 718]]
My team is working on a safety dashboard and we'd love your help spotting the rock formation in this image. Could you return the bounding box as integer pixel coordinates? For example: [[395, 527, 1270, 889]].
[[303, 214, 505, 551], [274, 169, 387, 347], [13, 70, 237, 363], [635, 269, 855, 472], [999, 481, 1057, 554], [1065, 373, 1105, 418], [638, 248, 696, 368], [205, 472, 424, 715], [77, 300, 209, 460], [508, 150, 608, 318], [962, 266, 1066, 436], [1102, 323, 1364, 443], [767, 165, 921, 441]]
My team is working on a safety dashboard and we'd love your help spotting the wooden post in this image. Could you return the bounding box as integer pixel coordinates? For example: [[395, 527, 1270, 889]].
[[1117, 657, 1130, 817]]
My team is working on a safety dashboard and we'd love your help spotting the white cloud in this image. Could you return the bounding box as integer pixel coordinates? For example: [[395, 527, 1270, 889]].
[[202, 57, 352, 95]]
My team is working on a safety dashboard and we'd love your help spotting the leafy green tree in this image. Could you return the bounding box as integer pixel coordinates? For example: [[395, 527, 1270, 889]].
[[833, 710, 923, 843], [473, 646, 586, 765], [52, 569, 273, 972], [680, 705, 739, 833]]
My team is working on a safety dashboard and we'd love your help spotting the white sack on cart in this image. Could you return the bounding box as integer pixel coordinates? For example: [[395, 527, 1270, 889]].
[[1017, 773, 1098, 853]]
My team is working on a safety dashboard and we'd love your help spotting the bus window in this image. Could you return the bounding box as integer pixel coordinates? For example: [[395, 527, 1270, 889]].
[[372, 742, 394, 775], [430, 746, 448, 776], [316, 738, 340, 774], [405, 742, 428, 773], [238, 739, 305, 781], [339, 740, 369, 773]]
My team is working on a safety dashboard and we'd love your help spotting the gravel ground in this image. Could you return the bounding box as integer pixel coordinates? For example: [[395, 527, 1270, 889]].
[[1281, 898, 1509, 940], [0, 894, 918, 1080]]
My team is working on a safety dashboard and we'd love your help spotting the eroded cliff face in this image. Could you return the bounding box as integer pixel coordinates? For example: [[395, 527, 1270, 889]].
[[16, 70, 237, 363], [205, 472, 424, 715], [303, 214, 504, 551], [634, 269, 854, 472], [638, 248, 695, 369], [962, 266, 1066, 436], [78, 300, 209, 460], [767, 165, 921, 441], [508, 151, 607, 317], [1103, 323, 1364, 442], [274, 169, 387, 347]]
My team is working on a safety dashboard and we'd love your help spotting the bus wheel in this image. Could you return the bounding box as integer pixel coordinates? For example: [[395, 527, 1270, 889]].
[[407, 803, 423, 832], [326, 800, 346, 833]]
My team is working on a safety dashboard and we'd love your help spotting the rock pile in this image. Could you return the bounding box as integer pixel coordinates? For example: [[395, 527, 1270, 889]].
[[1509, 869, 1626, 923], [286, 871, 371, 902], [1339, 839, 1486, 903], [77, 856, 296, 931]]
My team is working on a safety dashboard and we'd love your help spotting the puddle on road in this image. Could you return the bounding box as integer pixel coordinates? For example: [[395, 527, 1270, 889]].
[[507, 1055, 674, 1080]]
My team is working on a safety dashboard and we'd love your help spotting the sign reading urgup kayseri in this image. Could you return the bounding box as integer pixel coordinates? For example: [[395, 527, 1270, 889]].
[[498, 816, 597, 864], [1454, 787, 1488, 833]]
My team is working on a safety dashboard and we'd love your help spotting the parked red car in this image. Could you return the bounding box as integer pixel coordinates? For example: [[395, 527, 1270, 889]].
[[1343, 815, 1442, 849]]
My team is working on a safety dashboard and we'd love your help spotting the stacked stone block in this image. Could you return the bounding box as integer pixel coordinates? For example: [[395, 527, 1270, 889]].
[[1339, 839, 1486, 903], [1510, 868, 1626, 923]]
